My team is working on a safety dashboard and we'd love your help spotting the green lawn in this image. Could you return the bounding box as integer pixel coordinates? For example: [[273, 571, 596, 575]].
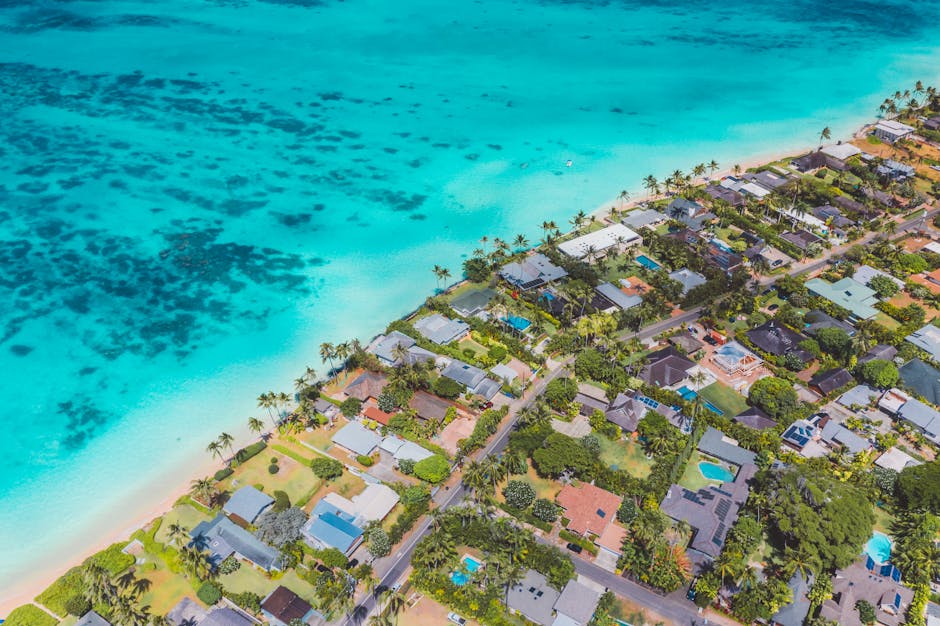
[[219, 449, 321, 505], [874, 312, 901, 330], [457, 337, 489, 359], [155, 505, 211, 546], [873, 505, 896, 535], [297, 419, 347, 452], [597, 435, 653, 479], [219, 568, 319, 607], [678, 451, 735, 492], [698, 382, 749, 417], [137, 558, 198, 615]]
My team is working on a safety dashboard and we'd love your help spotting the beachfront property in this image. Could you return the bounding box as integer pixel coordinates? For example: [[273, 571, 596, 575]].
[[343, 370, 388, 402], [441, 359, 502, 399], [659, 463, 757, 560], [166, 599, 255, 626], [821, 142, 862, 161], [621, 207, 667, 230], [872, 119, 916, 143], [366, 330, 439, 367], [302, 500, 365, 555], [556, 223, 641, 261], [261, 586, 325, 626], [820, 559, 913, 626], [742, 169, 791, 191], [499, 252, 568, 290], [331, 421, 383, 457], [905, 322, 940, 361], [593, 281, 642, 312], [223, 485, 274, 525], [720, 175, 771, 200], [746, 320, 813, 364], [665, 197, 716, 231], [704, 183, 746, 208], [791, 150, 850, 173], [190, 514, 281, 571], [450, 287, 496, 318], [668, 268, 707, 295], [413, 313, 470, 345]]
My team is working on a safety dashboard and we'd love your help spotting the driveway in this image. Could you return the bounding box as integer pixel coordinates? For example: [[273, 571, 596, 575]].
[[551, 415, 592, 437]]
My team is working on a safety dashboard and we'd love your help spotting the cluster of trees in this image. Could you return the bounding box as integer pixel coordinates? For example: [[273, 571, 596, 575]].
[[619, 508, 692, 592]]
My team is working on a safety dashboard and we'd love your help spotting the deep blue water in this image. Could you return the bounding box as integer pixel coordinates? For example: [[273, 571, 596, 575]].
[[2, 0, 940, 600]]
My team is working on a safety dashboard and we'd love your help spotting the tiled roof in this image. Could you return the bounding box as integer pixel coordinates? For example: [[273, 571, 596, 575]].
[[556, 482, 620, 536], [261, 586, 313, 625]]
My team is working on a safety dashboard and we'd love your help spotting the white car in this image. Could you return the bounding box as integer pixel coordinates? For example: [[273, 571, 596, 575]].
[[447, 612, 467, 625]]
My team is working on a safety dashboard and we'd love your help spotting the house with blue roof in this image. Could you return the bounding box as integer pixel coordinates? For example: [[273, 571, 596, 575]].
[[302, 500, 364, 556], [223, 486, 274, 525], [190, 513, 280, 571]]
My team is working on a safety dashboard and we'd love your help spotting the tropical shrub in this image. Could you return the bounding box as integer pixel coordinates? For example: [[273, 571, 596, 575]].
[[197, 582, 222, 606], [272, 490, 291, 512], [229, 591, 262, 614], [857, 359, 899, 389], [213, 467, 234, 481], [502, 480, 536, 510], [268, 464, 279, 474], [413, 454, 451, 483], [218, 555, 241, 574], [339, 397, 362, 417], [531, 498, 559, 523], [432, 376, 464, 399], [543, 377, 577, 410], [398, 458, 415, 475], [254, 507, 309, 547], [234, 441, 267, 464], [63, 595, 91, 617], [368, 528, 391, 558], [311, 457, 344, 480]]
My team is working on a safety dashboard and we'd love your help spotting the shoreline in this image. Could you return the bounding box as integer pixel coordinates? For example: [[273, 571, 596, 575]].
[[0, 133, 849, 617]]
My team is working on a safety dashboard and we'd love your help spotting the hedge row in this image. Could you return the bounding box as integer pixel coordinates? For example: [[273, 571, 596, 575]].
[[4, 605, 58, 626], [497, 503, 552, 533], [233, 441, 267, 465], [558, 529, 599, 556]]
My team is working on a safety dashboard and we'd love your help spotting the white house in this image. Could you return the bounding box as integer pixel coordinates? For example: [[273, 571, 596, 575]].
[[821, 143, 861, 160], [873, 120, 915, 144], [557, 223, 640, 260]]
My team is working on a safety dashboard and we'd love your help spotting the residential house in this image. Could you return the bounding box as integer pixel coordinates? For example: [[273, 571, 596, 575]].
[[812, 204, 855, 233], [190, 514, 280, 571], [76, 612, 112, 626], [782, 418, 829, 458], [809, 368, 855, 396], [833, 195, 878, 219], [770, 573, 812, 626], [555, 482, 621, 538], [806, 278, 878, 320], [344, 371, 388, 402], [743, 169, 791, 191], [925, 115, 940, 131], [638, 346, 697, 388], [659, 464, 758, 559], [704, 184, 746, 208], [622, 208, 667, 230], [804, 309, 856, 336], [732, 406, 777, 431], [313, 398, 340, 422], [331, 421, 382, 457], [698, 427, 757, 466], [361, 405, 395, 426], [557, 223, 641, 260], [820, 420, 871, 457], [506, 570, 561, 626], [779, 230, 823, 254], [779, 206, 829, 236], [820, 559, 913, 626], [413, 313, 470, 345], [711, 341, 763, 376], [604, 391, 648, 432], [491, 362, 520, 387], [441, 359, 501, 399], [665, 197, 716, 231], [899, 359, 940, 404], [450, 288, 495, 318], [876, 159, 916, 180], [669, 268, 707, 296], [744, 244, 794, 270], [408, 390, 454, 423], [838, 384, 880, 409], [864, 186, 898, 208], [378, 435, 433, 463], [791, 151, 849, 173], [905, 323, 940, 361], [859, 344, 898, 364], [669, 333, 704, 355], [261, 586, 323, 626], [875, 447, 921, 472], [720, 176, 771, 199], [322, 483, 400, 525], [302, 500, 364, 555], [367, 331, 416, 366], [705, 241, 744, 272], [896, 398, 940, 445], [223, 486, 274, 526], [553, 580, 603, 626], [878, 388, 911, 415], [500, 253, 568, 290], [821, 143, 862, 160], [873, 119, 915, 143], [594, 282, 642, 312], [573, 390, 609, 418], [746, 321, 813, 364], [167, 600, 255, 626]]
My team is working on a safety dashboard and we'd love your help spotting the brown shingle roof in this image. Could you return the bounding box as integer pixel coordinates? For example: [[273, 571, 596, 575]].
[[261, 586, 312, 624], [344, 371, 387, 401]]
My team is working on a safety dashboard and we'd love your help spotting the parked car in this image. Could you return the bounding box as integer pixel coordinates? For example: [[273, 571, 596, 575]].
[[481, 401, 494, 409], [566, 542, 583, 554], [768, 303, 779, 311], [448, 612, 467, 625], [703, 335, 718, 346]]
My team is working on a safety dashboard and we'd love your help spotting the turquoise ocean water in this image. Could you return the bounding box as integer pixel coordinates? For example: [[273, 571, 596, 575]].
[[2, 0, 940, 600]]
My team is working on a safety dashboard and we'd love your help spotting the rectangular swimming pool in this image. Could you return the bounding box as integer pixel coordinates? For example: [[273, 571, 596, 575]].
[[502, 315, 531, 331], [635, 254, 661, 271]]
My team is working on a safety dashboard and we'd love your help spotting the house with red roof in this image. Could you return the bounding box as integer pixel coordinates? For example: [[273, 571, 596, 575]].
[[556, 482, 621, 538]]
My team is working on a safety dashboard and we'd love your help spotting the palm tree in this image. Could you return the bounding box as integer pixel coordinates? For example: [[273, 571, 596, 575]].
[[692, 163, 706, 180], [462, 460, 489, 502], [618, 189, 630, 208], [319, 342, 336, 374], [384, 589, 407, 625], [189, 477, 215, 506], [708, 159, 720, 177], [570, 210, 586, 232], [206, 440, 223, 462], [368, 614, 393, 626], [335, 342, 350, 375], [432, 264, 447, 291], [513, 234, 528, 251], [217, 432, 235, 457], [166, 523, 188, 547], [732, 164, 742, 176], [818, 126, 831, 148], [247, 416, 265, 439], [642, 175, 659, 199], [82, 563, 117, 606], [257, 392, 276, 426]]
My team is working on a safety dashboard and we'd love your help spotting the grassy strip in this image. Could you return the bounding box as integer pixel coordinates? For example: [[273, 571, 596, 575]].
[[271, 444, 314, 466], [558, 529, 599, 556], [4, 605, 58, 626], [497, 503, 552, 533]]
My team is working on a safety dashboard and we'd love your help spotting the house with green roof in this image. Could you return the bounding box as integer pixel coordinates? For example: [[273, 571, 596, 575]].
[[805, 277, 879, 320]]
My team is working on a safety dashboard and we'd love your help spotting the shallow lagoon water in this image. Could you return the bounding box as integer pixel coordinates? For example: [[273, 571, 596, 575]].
[[2, 0, 940, 597]]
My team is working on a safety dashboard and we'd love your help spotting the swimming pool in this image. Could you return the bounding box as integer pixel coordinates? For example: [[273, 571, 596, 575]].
[[636, 255, 661, 271], [699, 461, 735, 482], [865, 532, 893, 564], [677, 385, 697, 400], [502, 315, 531, 331], [450, 555, 483, 586]]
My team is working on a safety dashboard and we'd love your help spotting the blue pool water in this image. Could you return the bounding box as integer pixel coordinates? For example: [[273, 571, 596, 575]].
[[699, 462, 735, 483], [450, 556, 483, 586], [503, 315, 532, 331], [677, 385, 697, 400], [865, 532, 893, 564], [636, 255, 662, 271], [2, 0, 940, 600]]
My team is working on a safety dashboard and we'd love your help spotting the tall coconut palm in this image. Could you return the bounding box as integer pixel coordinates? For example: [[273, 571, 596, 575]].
[[257, 393, 275, 424], [818, 126, 831, 148], [217, 432, 235, 457], [643, 174, 659, 199], [513, 234, 528, 252], [319, 342, 336, 374], [247, 416, 265, 439], [335, 342, 350, 375], [383, 589, 407, 625], [432, 264, 447, 291], [189, 477, 215, 507], [167, 522, 188, 547], [82, 563, 117, 606], [618, 189, 630, 208], [205, 440, 223, 462], [708, 160, 720, 176]]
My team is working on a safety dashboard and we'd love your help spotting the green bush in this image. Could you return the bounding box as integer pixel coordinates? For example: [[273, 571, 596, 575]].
[[63, 594, 91, 617], [229, 591, 262, 614], [268, 463, 279, 474], [339, 397, 362, 417], [531, 498, 560, 523], [213, 467, 234, 481], [398, 458, 415, 475], [272, 490, 291, 512], [197, 582, 222, 606], [356, 454, 374, 467], [35, 568, 83, 617], [218, 555, 241, 575], [85, 542, 134, 575], [312, 457, 344, 480], [413, 454, 451, 483], [432, 376, 464, 399], [498, 503, 552, 533], [234, 441, 267, 464], [4, 605, 57, 626], [502, 480, 536, 510]]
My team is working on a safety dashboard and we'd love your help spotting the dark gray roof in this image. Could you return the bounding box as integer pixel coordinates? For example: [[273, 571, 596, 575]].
[[554, 579, 602, 625], [224, 486, 274, 524], [472, 378, 502, 400], [202, 609, 255, 626], [780, 229, 823, 251], [804, 309, 856, 336], [167, 598, 207, 626], [791, 151, 848, 173], [76, 612, 112, 626], [190, 513, 280, 571], [441, 359, 486, 388], [669, 333, 705, 354], [605, 392, 646, 432], [838, 384, 880, 408], [771, 573, 812, 626], [660, 464, 757, 558], [744, 169, 791, 190], [897, 398, 940, 443], [639, 346, 696, 387], [500, 252, 568, 290], [595, 282, 642, 310], [344, 371, 388, 401], [574, 392, 609, 417], [450, 288, 495, 317], [369, 330, 416, 364], [746, 321, 812, 362], [704, 184, 745, 207], [698, 427, 757, 466], [900, 358, 940, 405], [859, 344, 897, 364], [810, 368, 855, 395], [506, 569, 559, 625], [732, 407, 777, 431], [820, 421, 869, 455]]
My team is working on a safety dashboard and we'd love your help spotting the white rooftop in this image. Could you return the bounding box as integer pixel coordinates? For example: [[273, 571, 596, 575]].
[[322, 483, 400, 524], [821, 143, 861, 160], [876, 119, 915, 134], [853, 264, 904, 289], [557, 223, 640, 259], [875, 447, 921, 472]]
